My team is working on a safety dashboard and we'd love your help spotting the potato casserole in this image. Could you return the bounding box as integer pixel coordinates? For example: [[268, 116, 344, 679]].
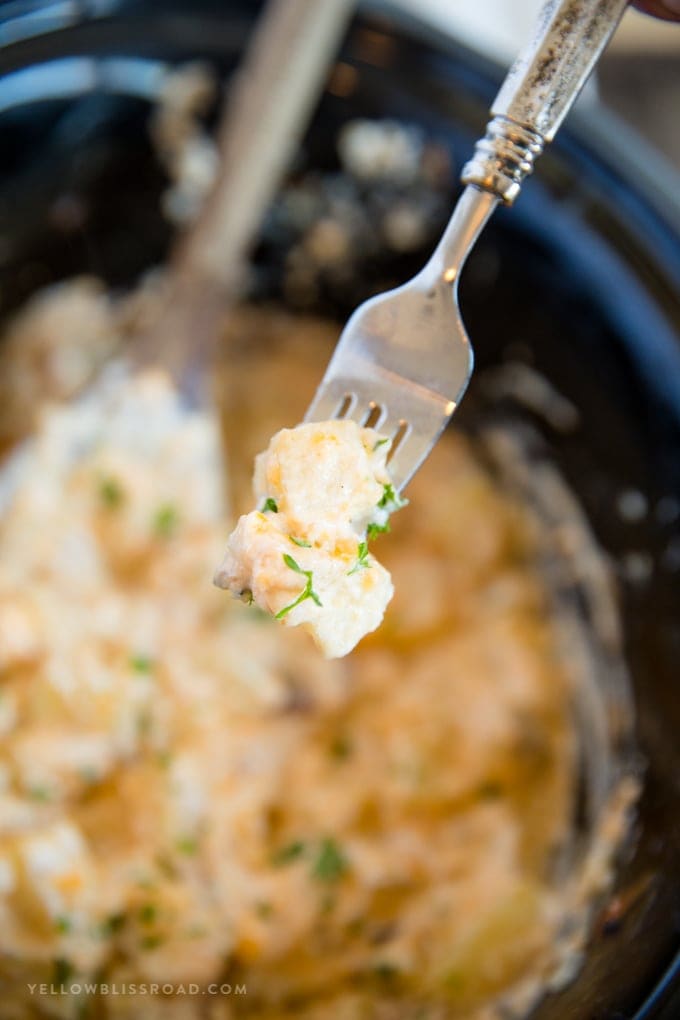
[[0, 292, 633, 1020]]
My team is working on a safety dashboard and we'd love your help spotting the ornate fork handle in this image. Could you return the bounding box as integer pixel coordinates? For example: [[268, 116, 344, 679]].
[[462, 0, 629, 204]]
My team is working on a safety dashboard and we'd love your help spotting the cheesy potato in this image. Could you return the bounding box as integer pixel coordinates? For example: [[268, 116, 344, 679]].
[[0, 301, 632, 1020], [214, 421, 404, 657]]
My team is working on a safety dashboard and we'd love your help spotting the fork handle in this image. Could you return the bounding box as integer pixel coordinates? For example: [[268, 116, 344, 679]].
[[461, 0, 628, 204]]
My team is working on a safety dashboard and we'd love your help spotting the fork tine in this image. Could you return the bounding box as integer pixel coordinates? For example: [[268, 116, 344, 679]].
[[306, 381, 449, 491], [385, 425, 448, 492], [304, 384, 351, 423], [375, 402, 452, 491], [347, 401, 388, 430], [348, 400, 446, 490], [306, 381, 389, 430], [303, 187, 495, 488]]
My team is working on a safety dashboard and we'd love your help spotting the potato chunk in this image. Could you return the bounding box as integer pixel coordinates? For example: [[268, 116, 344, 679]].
[[214, 420, 404, 657]]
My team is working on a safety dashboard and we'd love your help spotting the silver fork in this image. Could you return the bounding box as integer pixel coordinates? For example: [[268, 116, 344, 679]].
[[305, 0, 629, 491]]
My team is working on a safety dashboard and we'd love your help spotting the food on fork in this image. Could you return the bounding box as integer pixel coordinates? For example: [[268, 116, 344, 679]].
[[213, 419, 407, 657]]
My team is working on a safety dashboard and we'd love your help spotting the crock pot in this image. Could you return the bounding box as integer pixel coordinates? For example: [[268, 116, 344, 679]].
[[0, 1, 678, 1016]]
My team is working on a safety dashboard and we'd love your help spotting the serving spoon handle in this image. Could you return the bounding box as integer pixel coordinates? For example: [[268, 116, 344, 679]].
[[135, 0, 354, 403], [462, 0, 629, 204]]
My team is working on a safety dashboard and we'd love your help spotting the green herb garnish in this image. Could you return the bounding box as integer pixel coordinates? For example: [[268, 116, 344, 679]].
[[130, 654, 153, 674], [240, 588, 255, 606], [275, 555, 322, 619], [289, 536, 311, 548], [140, 934, 163, 950], [271, 840, 306, 866], [176, 836, 198, 856], [329, 734, 353, 761], [348, 541, 371, 576], [320, 891, 337, 915], [155, 854, 177, 880], [261, 497, 279, 513], [138, 903, 157, 925], [55, 916, 72, 934], [373, 962, 400, 982], [99, 913, 126, 937], [136, 710, 151, 738], [29, 785, 51, 802], [153, 504, 178, 537], [312, 838, 348, 883], [377, 483, 408, 513], [98, 476, 125, 509], [365, 483, 406, 541], [373, 437, 390, 451]]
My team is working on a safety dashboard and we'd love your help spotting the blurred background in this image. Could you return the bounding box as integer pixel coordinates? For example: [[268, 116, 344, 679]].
[[1, 0, 679, 171], [388, 0, 680, 171]]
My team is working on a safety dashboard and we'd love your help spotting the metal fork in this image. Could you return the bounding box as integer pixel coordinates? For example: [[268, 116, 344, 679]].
[[305, 0, 629, 491]]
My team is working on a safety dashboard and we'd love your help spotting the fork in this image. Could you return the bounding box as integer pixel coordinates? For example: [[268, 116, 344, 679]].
[[305, 0, 629, 491]]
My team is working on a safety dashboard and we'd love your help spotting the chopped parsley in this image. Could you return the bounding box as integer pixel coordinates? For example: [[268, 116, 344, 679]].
[[373, 437, 390, 451], [138, 903, 157, 925], [29, 785, 51, 802], [320, 891, 337, 915], [156, 750, 173, 769], [98, 476, 125, 509], [155, 854, 177, 880], [275, 554, 322, 619], [261, 497, 279, 513], [365, 484, 406, 541], [348, 541, 371, 576], [271, 840, 306, 866], [55, 916, 72, 934], [312, 838, 348, 883], [329, 734, 353, 761], [373, 962, 401, 983], [289, 535, 311, 548], [140, 934, 163, 950], [377, 483, 408, 513], [367, 520, 390, 541], [272, 837, 348, 881], [255, 900, 274, 920], [99, 913, 126, 938], [136, 710, 151, 738], [152, 504, 179, 537], [130, 654, 154, 674], [175, 835, 198, 856]]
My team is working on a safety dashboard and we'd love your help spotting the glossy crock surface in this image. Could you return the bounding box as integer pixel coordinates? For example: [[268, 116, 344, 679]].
[[0, 2, 678, 1017]]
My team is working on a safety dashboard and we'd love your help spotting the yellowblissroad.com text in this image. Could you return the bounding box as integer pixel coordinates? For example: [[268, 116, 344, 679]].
[[26, 981, 248, 997]]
